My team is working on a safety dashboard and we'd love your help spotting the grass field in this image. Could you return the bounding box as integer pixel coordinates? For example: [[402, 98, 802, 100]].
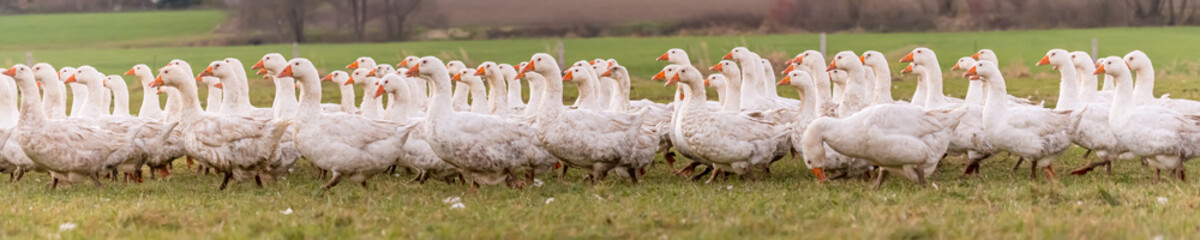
[[2, 10, 1200, 239]]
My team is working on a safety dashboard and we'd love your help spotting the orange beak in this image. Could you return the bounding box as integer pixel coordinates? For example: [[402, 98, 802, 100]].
[[346, 77, 356, 85], [812, 168, 826, 182], [347, 61, 359, 69], [398, 59, 409, 68], [971, 52, 981, 60], [2, 68, 15, 76], [214, 82, 224, 89], [656, 52, 670, 61], [374, 85, 386, 98], [404, 64, 420, 77], [37, 82, 41, 89], [256, 68, 267, 76], [601, 68, 612, 77], [722, 52, 733, 60], [515, 72, 525, 79], [951, 63, 960, 70], [788, 56, 803, 65], [520, 62, 534, 73], [451, 73, 462, 81], [965, 66, 979, 79], [1094, 65, 1106, 75], [252, 59, 265, 70], [710, 63, 723, 72], [780, 64, 794, 74], [665, 72, 680, 86], [149, 75, 164, 87], [826, 61, 837, 71], [1036, 55, 1050, 66], [777, 75, 791, 85], [652, 70, 666, 80], [199, 66, 214, 77], [859, 55, 866, 64], [704, 78, 710, 87], [367, 69, 377, 77], [562, 71, 574, 81], [474, 66, 486, 76], [194, 76, 203, 82], [276, 65, 293, 78], [64, 74, 77, 84], [900, 52, 914, 63], [322, 74, 333, 81], [901, 64, 913, 73], [124, 68, 136, 76]]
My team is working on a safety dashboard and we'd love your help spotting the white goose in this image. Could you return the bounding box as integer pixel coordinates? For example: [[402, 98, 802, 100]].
[[828, 51, 875, 116], [68, 68, 179, 182], [397, 56, 430, 108], [517, 62, 547, 116], [477, 62, 515, 115], [5, 65, 141, 189], [965, 61, 1072, 179], [152, 65, 292, 190], [1098, 56, 1200, 181], [1125, 50, 1200, 114], [322, 71, 359, 113], [452, 68, 489, 114], [708, 60, 743, 112], [1035, 49, 1126, 176], [499, 63, 525, 109], [786, 50, 833, 104], [199, 75, 223, 113], [445, 60, 471, 112], [939, 59, 994, 175], [525, 53, 646, 182], [352, 68, 385, 119], [1068, 51, 1109, 103], [0, 70, 35, 181], [564, 64, 606, 111], [779, 70, 871, 179], [407, 56, 551, 188], [254, 53, 300, 118], [375, 74, 463, 183], [668, 65, 790, 180], [861, 51, 894, 104], [202, 60, 303, 178], [279, 58, 415, 189], [900, 48, 964, 109], [212, 60, 272, 118], [103, 75, 133, 117]]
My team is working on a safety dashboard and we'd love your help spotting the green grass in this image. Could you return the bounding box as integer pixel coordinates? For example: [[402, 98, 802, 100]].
[[3, 10, 1200, 239], [0, 10, 226, 50]]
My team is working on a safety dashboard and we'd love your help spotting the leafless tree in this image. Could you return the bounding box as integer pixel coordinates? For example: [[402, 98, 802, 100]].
[[380, 0, 423, 41], [348, 0, 369, 41]]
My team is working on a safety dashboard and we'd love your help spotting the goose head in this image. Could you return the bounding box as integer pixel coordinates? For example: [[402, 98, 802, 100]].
[[277, 58, 321, 84], [1037, 49, 1072, 71], [653, 65, 681, 85], [369, 65, 395, 78], [452, 69, 483, 87], [323, 70, 354, 86], [199, 61, 239, 83], [657, 48, 690, 65], [1069, 51, 1096, 72], [788, 50, 825, 68], [778, 70, 815, 90], [522, 53, 561, 76], [397, 56, 420, 69], [351, 68, 372, 85], [253, 53, 287, 72], [499, 64, 517, 80], [710, 60, 740, 76], [150, 65, 194, 89], [104, 75, 125, 89], [126, 64, 154, 81], [705, 74, 726, 89], [828, 69, 848, 85], [669, 65, 704, 88], [376, 74, 409, 98], [603, 65, 628, 81], [562, 66, 592, 85], [58, 67, 78, 83], [347, 57, 376, 70], [446, 61, 467, 76], [3, 64, 35, 84], [570, 60, 594, 74], [900, 63, 916, 74], [972, 49, 997, 62], [67, 66, 105, 87], [722, 47, 752, 61], [951, 57, 975, 71], [167, 60, 191, 72], [405, 56, 449, 80], [31, 63, 58, 84], [860, 51, 888, 69], [827, 51, 862, 72], [475, 61, 501, 77], [1095, 56, 1131, 78], [1123, 50, 1151, 72], [964, 60, 1001, 81], [901, 48, 937, 67]]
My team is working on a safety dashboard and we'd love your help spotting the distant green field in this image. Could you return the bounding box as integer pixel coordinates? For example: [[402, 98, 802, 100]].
[[3, 10, 1200, 239]]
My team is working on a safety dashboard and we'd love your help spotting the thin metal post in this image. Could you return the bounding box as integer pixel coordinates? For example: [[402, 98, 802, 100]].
[[1091, 38, 1098, 60], [25, 51, 32, 66], [556, 40, 565, 67], [819, 33, 827, 57], [292, 42, 300, 59]]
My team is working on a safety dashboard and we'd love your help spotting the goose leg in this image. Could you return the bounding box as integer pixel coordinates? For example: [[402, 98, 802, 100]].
[[1178, 165, 1186, 181], [962, 152, 993, 176], [90, 172, 104, 189], [1082, 149, 1092, 159], [321, 172, 343, 190], [15, 168, 25, 182], [110, 169, 118, 182], [410, 171, 424, 182], [254, 174, 264, 188], [1155, 169, 1162, 183], [626, 167, 639, 184], [689, 165, 712, 182], [914, 167, 927, 187], [664, 151, 677, 169], [219, 172, 234, 190], [1044, 164, 1057, 180], [705, 169, 721, 184], [1070, 157, 1112, 176], [674, 162, 700, 176], [360, 180, 369, 189], [50, 177, 58, 190], [1029, 160, 1038, 179], [1012, 157, 1024, 174], [871, 169, 888, 189], [1104, 161, 1113, 175]]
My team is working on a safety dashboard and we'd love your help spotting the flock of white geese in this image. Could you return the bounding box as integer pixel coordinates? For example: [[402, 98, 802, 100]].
[[0, 47, 1193, 190]]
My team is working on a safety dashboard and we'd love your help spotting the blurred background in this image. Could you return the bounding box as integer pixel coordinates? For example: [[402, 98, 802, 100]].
[[0, 0, 1193, 45]]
